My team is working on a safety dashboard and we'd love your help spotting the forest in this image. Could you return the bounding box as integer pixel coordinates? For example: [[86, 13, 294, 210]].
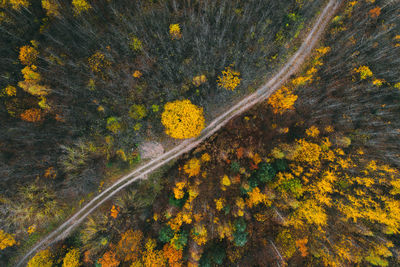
[[1, 0, 400, 266]]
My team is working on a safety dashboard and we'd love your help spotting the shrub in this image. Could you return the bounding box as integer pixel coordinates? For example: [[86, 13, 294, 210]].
[[129, 35, 143, 52], [129, 104, 147, 120], [106, 117, 122, 134]]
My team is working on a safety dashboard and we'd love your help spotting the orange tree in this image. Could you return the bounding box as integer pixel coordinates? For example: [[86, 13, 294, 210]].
[[161, 99, 205, 139]]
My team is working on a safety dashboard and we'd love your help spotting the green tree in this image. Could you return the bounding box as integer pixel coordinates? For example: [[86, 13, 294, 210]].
[[159, 226, 174, 243], [255, 162, 276, 183]]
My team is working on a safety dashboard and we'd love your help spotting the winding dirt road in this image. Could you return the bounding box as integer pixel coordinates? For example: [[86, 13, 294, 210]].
[[17, 0, 342, 265]]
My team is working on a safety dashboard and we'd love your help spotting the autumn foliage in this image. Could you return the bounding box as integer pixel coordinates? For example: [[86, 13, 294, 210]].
[[369, 6, 381, 18], [8, 0, 30, 10], [267, 86, 298, 114], [62, 248, 80, 267], [72, 0, 92, 14], [169, 24, 182, 40], [161, 99, 205, 139], [98, 250, 120, 267], [0, 230, 16, 250], [20, 108, 44, 122], [27, 249, 53, 267], [41, 0, 60, 17], [110, 205, 120, 218], [183, 158, 201, 177], [217, 66, 241, 91], [163, 244, 182, 267], [117, 230, 143, 262], [88, 52, 110, 73], [19, 45, 39, 66]]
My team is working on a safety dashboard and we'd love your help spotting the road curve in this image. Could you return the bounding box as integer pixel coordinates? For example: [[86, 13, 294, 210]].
[[17, 0, 342, 265]]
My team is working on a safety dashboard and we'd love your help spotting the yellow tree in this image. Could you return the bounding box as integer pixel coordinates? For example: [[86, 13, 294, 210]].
[[293, 139, 321, 164], [191, 224, 208, 246], [20, 108, 44, 122], [27, 249, 53, 267], [184, 158, 201, 177], [169, 24, 182, 39], [267, 86, 298, 114], [41, 0, 60, 17], [161, 99, 205, 139], [217, 66, 241, 91], [192, 75, 207, 87], [0, 230, 16, 250], [354, 65, 373, 80], [142, 239, 166, 266], [18, 65, 49, 96], [163, 243, 182, 267], [72, 0, 91, 14], [9, 0, 30, 10], [246, 187, 268, 208], [98, 250, 120, 267], [117, 230, 143, 262], [88, 51, 110, 74], [62, 248, 80, 267], [173, 182, 186, 199], [19, 45, 39, 65], [3, 85, 17, 96]]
